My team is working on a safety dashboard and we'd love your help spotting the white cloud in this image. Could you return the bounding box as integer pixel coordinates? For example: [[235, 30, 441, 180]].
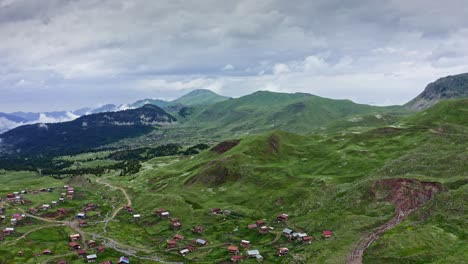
[[1, 0, 468, 111], [222, 64, 235, 71]]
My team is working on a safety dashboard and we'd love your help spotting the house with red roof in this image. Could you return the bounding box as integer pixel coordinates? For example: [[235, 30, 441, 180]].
[[228, 245, 239, 254], [192, 225, 204, 234], [323, 230, 333, 238], [42, 249, 53, 255], [231, 255, 243, 262], [155, 208, 169, 218], [277, 213, 289, 222], [255, 220, 265, 227], [69, 242, 81, 250], [167, 240, 177, 248]]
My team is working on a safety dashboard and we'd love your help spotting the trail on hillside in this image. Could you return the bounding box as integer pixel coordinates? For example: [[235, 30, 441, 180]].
[[346, 179, 442, 264], [346, 209, 414, 264], [6, 179, 179, 263], [3, 224, 64, 246]]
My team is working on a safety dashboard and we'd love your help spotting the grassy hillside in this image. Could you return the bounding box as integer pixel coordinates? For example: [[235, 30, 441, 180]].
[[182, 91, 402, 136], [0, 98, 466, 263]]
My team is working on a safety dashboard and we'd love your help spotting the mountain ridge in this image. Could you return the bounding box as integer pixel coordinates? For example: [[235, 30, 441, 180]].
[[405, 72, 468, 110]]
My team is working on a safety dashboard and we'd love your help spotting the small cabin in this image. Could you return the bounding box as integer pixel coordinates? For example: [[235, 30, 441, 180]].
[[323, 230, 333, 238], [86, 254, 97, 263], [259, 226, 269, 234], [155, 208, 170, 218], [278, 247, 289, 256], [228, 245, 239, 254], [211, 208, 222, 214], [277, 213, 289, 222], [192, 226, 204, 234], [247, 249, 260, 258], [69, 234, 81, 241], [42, 249, 53, 255], [167, 240, 177, 248], [173, 234, 184, 240], [88, 240, 97, 247], [255, 220, 265, 227], [117, 256, 130, 264], [69, 242, 81, 250], [97, 245, 106, 253], [247, 224, 257, 229], [240, 240, 250, 247], [195, 238, 208, 246], [231, 255, 243, 262], [77, 212, 86, 219]]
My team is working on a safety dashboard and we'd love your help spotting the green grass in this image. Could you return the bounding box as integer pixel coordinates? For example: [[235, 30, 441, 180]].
[[0, 99, 466, 263]]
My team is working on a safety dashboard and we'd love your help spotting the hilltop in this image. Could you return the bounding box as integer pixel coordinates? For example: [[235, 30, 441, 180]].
[[181, 90, 400, 136], [170, 89, 230, 106], [405, 73, 468, 110]]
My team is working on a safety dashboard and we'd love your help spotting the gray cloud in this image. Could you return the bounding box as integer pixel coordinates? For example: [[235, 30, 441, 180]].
[[1, 0, 468, 111]]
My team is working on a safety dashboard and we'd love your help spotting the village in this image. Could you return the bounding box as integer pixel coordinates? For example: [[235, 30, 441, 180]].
[[1, 179, 335, 263]]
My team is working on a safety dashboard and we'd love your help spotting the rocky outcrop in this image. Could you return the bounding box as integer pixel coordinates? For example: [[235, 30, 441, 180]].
[[406, 73, 468, 110]]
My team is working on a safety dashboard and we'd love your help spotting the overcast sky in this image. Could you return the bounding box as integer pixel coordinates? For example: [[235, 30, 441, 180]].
[[1, 0, 468, 112]]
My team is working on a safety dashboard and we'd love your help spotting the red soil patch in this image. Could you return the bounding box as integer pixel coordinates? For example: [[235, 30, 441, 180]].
[[372, 178, 442, 213], [210, 140, 240, 154]]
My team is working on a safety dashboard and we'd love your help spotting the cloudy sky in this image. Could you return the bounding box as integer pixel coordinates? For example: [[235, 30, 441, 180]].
[[1, 0, 468, 112]]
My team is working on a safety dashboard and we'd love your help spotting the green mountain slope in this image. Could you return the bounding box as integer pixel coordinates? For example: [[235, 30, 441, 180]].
[[0, 97, 465, 263], [403, 98, 468, 126], [87, 100, 466, 263], [183, 91, 400, 136]]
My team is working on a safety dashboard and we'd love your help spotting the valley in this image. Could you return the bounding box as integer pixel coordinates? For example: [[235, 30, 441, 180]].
[[0, 75, 467, 264]]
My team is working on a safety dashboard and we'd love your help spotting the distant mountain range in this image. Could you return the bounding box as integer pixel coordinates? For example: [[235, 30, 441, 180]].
[[1, 74, 467, 157], [0, 104, 176, 156], [0, 89, 229, 133]]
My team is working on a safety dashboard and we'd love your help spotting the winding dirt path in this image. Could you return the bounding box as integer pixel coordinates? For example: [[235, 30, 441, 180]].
[[96, 177, 132, 221], [3, 224, 64, 246], [4, 178, 178, 263], [346, 179, 442, 264], [346, 209, 413, 264]]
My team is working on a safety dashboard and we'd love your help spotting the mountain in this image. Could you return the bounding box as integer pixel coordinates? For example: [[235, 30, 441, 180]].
[[406, 73, 468, 110], [0, 113, 28, 134], [0, 104, 177, 156], [170, 89, 230, 106], [87, 104, 120, 114], [129, 99, 170, 109], [0, 111, 80, 134], [182, 91, 398, 136]]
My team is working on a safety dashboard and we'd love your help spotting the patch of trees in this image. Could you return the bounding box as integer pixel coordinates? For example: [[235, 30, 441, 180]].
[[109, 143, 210, 161]]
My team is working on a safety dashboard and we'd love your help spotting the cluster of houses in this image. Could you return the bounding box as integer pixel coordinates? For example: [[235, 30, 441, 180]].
[[155, 208, 214, 256], [26, 185, 78, 218], [232, 213, 333, 262], [64, 233, 130, 263], [54, 256, 130, 264]]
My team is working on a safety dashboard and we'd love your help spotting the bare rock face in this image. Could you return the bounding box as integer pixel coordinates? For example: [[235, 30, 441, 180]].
[[372, 178, 443, 213], [406, 73, 468, 110]]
